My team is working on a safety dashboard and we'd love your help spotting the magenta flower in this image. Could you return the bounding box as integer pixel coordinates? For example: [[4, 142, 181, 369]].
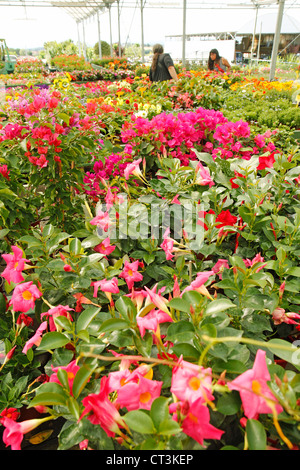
[[160, 228, 175, 261], [181, 271, 214, 297], [1, 246, 29, 285], [80, 376, 127, 438], [175, 399, 224, 446], [212, 259, 229, 279], [125, 289, 147, 311], [94, 237, 116, 256], [272, 307, 300, 326], [92, 277, 119, 301], [124, 158, 143, 180], [137, 308, 173, 338], [107, 369, 132, 392], [116, 376, 163, 411], [2, 416, 52, 450], [119, 260, 143, 290], [243, 253, 267, 272], [49, 360, 80, 395], [90, 210, 112, 232], [41, 304, 74, 332], [195, 162, 214, 187], [144, 285, 170, 314], [228, 349, 283, 419], [171, 357, 214, 404], [22, 321, 47, 354], [10, 281, 42, 313]]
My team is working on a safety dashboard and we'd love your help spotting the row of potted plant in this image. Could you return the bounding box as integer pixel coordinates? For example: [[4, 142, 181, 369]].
[[0, 69, 300, 451]]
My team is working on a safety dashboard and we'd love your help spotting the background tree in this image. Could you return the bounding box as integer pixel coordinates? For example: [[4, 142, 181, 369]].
[[94, 40, 111, 58]]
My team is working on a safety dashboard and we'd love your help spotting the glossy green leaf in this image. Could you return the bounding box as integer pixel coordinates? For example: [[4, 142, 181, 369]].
[[37, 331, 70, 351], [205, 299, 236, 315], [246, 419, 267, 450], [123, 410, 156, 434]]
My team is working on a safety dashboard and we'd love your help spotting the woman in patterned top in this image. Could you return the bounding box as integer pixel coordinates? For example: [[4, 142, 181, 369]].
[[208, 48, 231, 73]]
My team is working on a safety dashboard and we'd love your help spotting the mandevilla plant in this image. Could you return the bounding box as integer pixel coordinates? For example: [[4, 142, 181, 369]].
[[0, 66, 300, 451]]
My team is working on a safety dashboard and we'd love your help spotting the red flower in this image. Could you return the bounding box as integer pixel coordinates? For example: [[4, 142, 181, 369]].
[[257, 151, 276, 170], [215, 210, 237, 228]]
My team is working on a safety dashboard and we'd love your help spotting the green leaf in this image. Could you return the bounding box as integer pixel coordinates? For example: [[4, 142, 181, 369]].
[[167, 321, 195, 343], [150, 397, 169, 431], [205, 298, 236, 315], [246, 419, 267, 450], [66, 396, 81, 420], [98, 318, 130, 334], [168, 297, 191, 313], [158, 419, 181, 435], [268, 339, 300, 370], [72, 363, 96, 399], [115, 296, 136, 321], [286, 267, 300, 277], [29, 383, 68, 407], [69, 238, 82, 255], [217, 392, 241, 415], [123, 410, 156, 434], [182, 290, 203, 307], [54, 315, 72, 331], [172, 342, 200, 361], [37, 332, 70, 351], [76, 306, 101, 332], [57, 368, 70, 391], [0, 228, 9, 239]]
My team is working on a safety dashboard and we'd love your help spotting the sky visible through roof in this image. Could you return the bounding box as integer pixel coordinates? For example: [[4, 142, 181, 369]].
[[0, 0, 299, 50]]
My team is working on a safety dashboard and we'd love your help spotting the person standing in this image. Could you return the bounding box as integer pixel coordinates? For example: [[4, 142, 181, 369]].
[[208, 48, 231, 73], [149, 44, 178, 83]]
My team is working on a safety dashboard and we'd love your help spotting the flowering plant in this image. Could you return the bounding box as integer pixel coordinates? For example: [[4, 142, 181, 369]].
[[0, 66, 300, 452]]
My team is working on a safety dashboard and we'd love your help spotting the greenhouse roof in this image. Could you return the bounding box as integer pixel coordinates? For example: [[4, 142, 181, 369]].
[[237, 11, 300, 34], [0, 0, 117, 21], [0, 0, 300, 24]]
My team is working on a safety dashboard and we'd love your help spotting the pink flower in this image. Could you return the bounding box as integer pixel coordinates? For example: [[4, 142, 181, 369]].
[[10, 281, 42, 313], [80, 376, 127, 438], [160, 228, 175, 261], [227, 349, 283, 419], [119, 260, 143, 290], [195, 162, 214, 187], [124, 158, 142, 180], [0, 164, 10, 180], [92, 277, 119, 301], [41, 304, 74, 332], [171, 194, 181, 205], [181, 271, 214, 297], [144, 285, 170, 314], [63, 264, 73, 272], [125, 289, 147, 311], [107, 369, 132, 392], [94, 237, 116, 256], [49, 360, 80, 395], [90, 210, 112, 232], [22, 321, 48, 354], [1, 416, 51, 450], [173, 399, 224, 446], [137, 308, 173, 338], [171, 357, 214, 404], [1, 246, 29, 285], [116, 376, 163, 411], [272, 307, 300, 326], [212, 259, 229, 279], [243, 253, 266, 272]]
